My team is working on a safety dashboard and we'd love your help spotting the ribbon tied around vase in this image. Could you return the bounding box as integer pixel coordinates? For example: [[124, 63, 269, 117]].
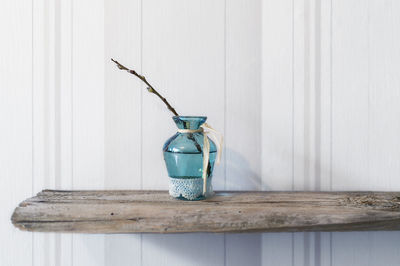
[[177, 123, 223, 196]]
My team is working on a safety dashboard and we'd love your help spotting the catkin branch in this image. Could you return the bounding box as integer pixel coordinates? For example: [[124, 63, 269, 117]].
[[111, 58, 179, 116]]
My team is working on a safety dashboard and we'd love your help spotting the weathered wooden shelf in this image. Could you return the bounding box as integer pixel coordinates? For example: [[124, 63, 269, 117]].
[[11, 190, 400, 233]]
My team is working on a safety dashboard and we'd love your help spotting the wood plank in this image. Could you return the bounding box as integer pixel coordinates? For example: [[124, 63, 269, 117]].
[[11, 190, 400, 234]]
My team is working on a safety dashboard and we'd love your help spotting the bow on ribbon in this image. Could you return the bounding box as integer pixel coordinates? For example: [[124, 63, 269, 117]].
[[177, 123, 223, 196]]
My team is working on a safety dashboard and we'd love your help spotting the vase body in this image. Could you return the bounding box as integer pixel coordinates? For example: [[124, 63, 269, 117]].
[[163, 116, 217, 200]]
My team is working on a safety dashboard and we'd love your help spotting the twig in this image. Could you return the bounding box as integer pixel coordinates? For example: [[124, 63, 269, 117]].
[[111, 58, 179, 116]]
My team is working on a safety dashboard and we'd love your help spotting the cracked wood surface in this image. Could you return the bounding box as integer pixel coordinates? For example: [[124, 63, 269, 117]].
[[11, 190, 400, 233]]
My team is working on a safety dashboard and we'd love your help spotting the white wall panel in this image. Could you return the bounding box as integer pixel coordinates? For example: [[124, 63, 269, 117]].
[[72, 0, 105, 265], [331, 1, 400, 266], [293, 0, 332, 264], [104, 0, 142, 265], [32, 0, 57, 264], [261, 0, 294, 264], [225, 233, 261, 266], [368, 0, 400, 192], [261, 0, 293, 191], [367, 0, 400, 265], [262, 233, 293, 266], [225, 0, 261, 191], [331, 0, 369, 192], [0, 1, 33, 266], [225, 0, 262, 264], [330, 0, 371, 265], [59, 0, 74, 265], [104, 0, 142, 190], [318, 0, 333, 264]]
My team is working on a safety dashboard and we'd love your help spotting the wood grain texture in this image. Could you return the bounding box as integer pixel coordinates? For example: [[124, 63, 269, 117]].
[[12, 190, 400, 234]]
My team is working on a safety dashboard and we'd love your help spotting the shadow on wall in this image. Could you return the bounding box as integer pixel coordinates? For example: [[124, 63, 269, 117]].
[[141, 233, 262, 266], [215, 147, 261, 190]]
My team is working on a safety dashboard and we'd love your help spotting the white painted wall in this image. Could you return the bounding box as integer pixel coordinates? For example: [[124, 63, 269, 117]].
[[1, 0, 400, 265]]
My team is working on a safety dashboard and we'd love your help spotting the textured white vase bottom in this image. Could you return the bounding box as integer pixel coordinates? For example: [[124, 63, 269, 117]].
[[169, 176, 213, 200]]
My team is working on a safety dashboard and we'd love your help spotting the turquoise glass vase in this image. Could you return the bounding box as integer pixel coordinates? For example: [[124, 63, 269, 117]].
[[163, 116, 217, 200]]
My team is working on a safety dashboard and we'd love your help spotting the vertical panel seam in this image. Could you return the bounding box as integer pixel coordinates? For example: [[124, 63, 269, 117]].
[[31, 0, 34, 200], [314, 0, 322, 264], [329, 232, 332, 266], [314, 0, 321, 192], [71, 0, 74, 192], [329, 0, 333, 265], [258, 0, 262, 189], [223, 0, 227, 265], [31, 0, 35, 265], [71, 0, 74, 265], [140, 0, 143, 191], [55, 0, 61, 190], [291, 233, 295, 266], [291, 0, 295, 265], [367, 0, 371, 190], [54, 0, 62, 263], [140, 0, 144, 265], [102, 0, 105, 189], [304, 0, 310, 192], [304, 0, 312, 263], [223, 0, 227, 191], [291, 0, 295, 192], [44, 0, 49, 192], [223, 234, 226, 266], [329, 0, 333, 192]]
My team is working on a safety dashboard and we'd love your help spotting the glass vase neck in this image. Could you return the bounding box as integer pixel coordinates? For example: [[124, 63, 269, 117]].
[[173, 116, 207, 130]]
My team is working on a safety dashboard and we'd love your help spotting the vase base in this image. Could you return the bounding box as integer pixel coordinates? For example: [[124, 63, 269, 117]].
[[169, 176, 213, 201], [174, 195, 206, 201]]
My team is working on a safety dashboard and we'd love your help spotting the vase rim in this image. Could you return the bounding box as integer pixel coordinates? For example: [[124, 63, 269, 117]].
[[172, 116, 207, 130], [173, 115, 207, 119]]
